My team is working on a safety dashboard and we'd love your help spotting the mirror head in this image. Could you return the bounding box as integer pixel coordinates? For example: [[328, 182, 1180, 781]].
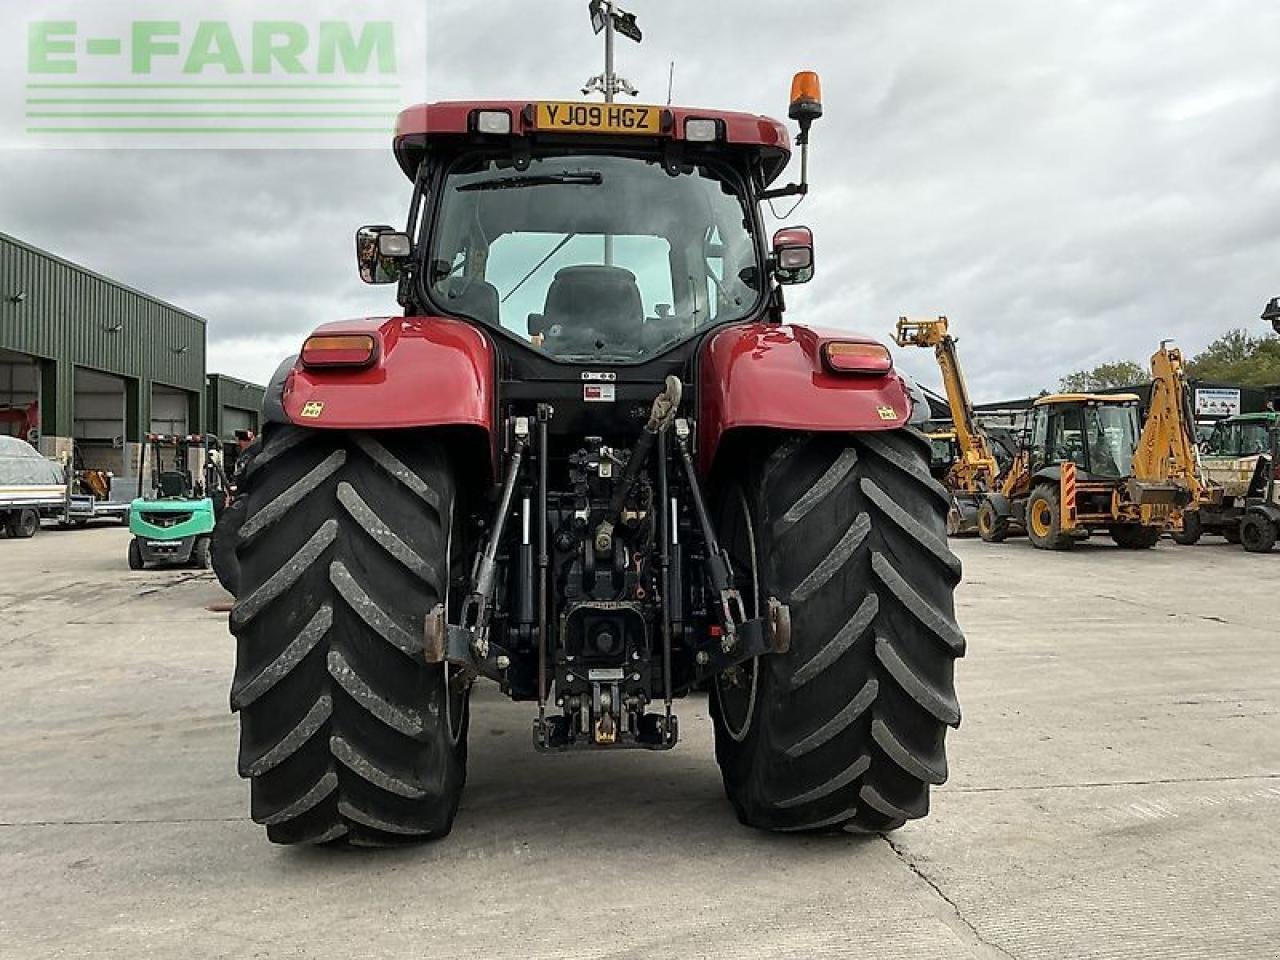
[[356, 225, 411, 285], [773, 226, 815, 285]]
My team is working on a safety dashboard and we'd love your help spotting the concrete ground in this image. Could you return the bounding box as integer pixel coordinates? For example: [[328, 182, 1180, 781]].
[[1, 524, 1277, 960]]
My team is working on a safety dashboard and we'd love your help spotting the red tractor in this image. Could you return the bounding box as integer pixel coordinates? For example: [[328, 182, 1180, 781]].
[[222, 74, 965, 846]]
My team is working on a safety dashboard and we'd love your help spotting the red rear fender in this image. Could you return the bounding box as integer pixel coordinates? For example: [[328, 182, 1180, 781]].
[[697, 323, 913, 472], [282, 315, 495, 457]]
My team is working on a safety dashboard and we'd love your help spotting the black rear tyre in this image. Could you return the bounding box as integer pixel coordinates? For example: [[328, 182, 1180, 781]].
[[191, 536, 212, 569], [127, 538, 145, 570], [977, 499, 1009, 543], [1240, 514, 1277, 553], [7, 509, 39, 539], [211, 498, 245, 592], [711, 430, 964, 833], [1171, 511, 1202, 546], [230, 425, 469, 846], [212, 439, 261, 595]]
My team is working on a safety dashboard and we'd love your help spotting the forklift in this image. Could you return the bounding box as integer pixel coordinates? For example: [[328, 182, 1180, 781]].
[[1176, 412, 1278, 544], [127, 433, 229, 570], [1238, 295, 1280, 551], [1238, 421, 1280, 553]]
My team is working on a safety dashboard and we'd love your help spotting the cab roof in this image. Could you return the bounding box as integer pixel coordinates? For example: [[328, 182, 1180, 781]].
[[1222, 411, 1279, 424], [1034, 392, 1141, 407], [393, 100, 793, 184]]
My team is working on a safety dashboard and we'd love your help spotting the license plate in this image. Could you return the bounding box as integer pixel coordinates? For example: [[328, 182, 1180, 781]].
[[535, 102, 661, 135]]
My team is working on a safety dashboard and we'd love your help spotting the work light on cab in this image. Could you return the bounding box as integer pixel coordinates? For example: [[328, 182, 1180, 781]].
[[823, 341, 894, 375], [684, 118, 721, 142], [473, 110, 513, 135], [300, 334, 377, 368]]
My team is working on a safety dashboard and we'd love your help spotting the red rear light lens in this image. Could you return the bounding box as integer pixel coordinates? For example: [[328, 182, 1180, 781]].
[[301, 334, 377, 368], [823, 341, 893, 375]]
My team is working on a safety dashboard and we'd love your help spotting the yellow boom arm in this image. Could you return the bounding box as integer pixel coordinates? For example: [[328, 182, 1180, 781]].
[[1133, 343, 1207, 505], [895, 316, 1001, 493]]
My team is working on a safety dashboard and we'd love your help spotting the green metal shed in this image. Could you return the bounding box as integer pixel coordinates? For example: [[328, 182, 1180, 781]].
[[0, 231, 206, 474], [207, 373, 265, 441]]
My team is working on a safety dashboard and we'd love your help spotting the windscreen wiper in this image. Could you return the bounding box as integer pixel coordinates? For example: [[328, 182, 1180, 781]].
[[457, 171, 603, 192]]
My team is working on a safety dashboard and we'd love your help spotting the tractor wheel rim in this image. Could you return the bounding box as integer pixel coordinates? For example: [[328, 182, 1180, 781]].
[[717, 486, 760, 743]]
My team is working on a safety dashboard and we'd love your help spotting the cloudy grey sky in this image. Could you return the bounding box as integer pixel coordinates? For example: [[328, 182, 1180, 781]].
[[1, 0, 1277, 400]]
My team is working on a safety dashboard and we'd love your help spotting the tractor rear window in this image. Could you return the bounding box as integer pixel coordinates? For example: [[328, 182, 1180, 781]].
[[427, 153, 762, 362]]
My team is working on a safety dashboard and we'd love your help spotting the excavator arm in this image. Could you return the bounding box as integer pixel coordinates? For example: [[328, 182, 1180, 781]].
[[895, 316, 1001, 493], [1130, 343, 1214, 512]]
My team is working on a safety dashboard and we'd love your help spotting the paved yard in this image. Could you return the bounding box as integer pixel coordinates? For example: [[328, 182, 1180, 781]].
[[1, 525, 1276, 959]]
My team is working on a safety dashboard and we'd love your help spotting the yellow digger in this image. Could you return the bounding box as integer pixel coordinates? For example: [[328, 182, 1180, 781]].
[[895, 316, 1002, 534], [896, 316, 1205, 550], [977, 344, 1205, 550]]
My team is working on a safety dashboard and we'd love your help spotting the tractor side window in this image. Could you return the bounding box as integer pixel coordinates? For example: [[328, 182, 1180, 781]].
[[700, 223, 758, 325], [703, 226, 726, 322]]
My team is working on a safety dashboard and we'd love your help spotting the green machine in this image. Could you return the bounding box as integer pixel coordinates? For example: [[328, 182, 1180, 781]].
[[127, 433, 228, 570], [1176, 412, 1279, 546]]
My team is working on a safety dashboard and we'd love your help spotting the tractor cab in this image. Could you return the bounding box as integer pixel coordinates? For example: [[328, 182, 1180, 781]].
[[353, 86, 822, 383], [1027, 394, 1141, 481], [127, 434, 228, 570]]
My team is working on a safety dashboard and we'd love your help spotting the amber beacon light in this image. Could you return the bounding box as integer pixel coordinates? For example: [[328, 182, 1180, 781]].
[[789, 71, 824, 123]]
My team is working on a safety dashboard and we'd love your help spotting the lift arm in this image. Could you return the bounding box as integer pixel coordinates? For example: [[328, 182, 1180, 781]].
[[1132, 343, 1211, 506], [895, 316, 1001, 493]]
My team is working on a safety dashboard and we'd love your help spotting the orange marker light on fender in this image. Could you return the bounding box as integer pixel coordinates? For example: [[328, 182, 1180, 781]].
[[823, 341, 893, 375], [301, 334, 377, 368]]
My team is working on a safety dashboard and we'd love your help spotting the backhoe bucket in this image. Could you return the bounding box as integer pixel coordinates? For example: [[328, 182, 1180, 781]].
[[947, 494, 981, 537]]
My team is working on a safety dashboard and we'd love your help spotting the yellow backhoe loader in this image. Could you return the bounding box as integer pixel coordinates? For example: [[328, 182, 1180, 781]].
[[976, 343, 1205, 550]]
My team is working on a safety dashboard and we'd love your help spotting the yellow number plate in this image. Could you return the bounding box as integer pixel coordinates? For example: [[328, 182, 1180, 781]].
[[535, 102, 661, 135]]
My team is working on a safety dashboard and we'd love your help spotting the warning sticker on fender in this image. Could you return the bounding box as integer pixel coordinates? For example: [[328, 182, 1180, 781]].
[[584, 384, 616, 403]]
